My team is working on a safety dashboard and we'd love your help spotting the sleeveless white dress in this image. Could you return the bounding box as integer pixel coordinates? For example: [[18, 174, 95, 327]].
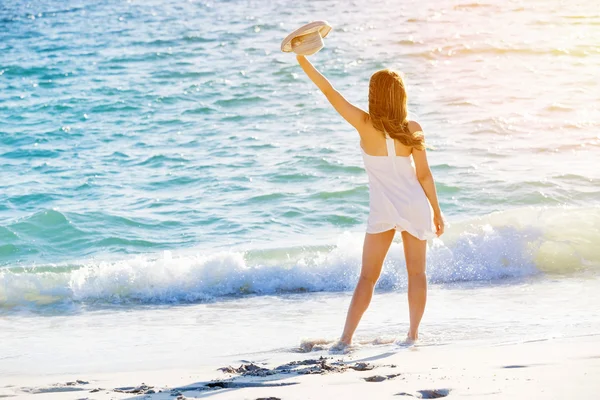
[[361, 132, 437, 240]]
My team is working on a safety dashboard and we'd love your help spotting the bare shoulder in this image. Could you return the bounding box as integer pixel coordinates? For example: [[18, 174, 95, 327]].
[[407, 120, 423, 134], [408, 120, 427, 157], [357, 114, 375, 136]]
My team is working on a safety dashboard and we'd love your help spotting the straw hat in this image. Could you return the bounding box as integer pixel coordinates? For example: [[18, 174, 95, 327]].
[[280, 21, 332, 56]]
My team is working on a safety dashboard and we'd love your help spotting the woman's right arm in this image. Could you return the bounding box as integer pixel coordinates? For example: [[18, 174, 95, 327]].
[[412, 138, 444, 237], [296, 55, 368, 131]]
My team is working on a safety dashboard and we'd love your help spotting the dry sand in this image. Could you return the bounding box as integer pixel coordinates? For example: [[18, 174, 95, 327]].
[[2, 334, 598, 399]]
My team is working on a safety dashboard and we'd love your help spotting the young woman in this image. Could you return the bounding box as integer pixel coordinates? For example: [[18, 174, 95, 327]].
[[296, 55, 445, 347]]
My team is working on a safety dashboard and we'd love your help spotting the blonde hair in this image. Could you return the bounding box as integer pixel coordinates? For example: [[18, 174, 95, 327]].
[[368, 69, 425, 150]]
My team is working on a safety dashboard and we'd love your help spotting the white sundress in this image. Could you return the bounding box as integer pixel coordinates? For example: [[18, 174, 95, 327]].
[[361, 132, 437, 240]]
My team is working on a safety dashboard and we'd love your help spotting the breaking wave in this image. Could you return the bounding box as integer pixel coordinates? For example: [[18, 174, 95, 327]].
[[1, 207, 598, 309]]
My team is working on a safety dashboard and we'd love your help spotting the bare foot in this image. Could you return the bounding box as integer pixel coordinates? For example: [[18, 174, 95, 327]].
[[330, 340, 352, 353], [395, 332, 417, 347]]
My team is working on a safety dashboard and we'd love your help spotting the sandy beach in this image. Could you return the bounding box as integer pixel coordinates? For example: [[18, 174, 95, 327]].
[[3, 334, 598, 399], [2, 0, 599, 399]]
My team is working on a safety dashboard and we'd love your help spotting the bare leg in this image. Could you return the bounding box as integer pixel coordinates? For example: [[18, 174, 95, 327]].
[[339, 229, 395, 345], [401, 231, 428, 341]]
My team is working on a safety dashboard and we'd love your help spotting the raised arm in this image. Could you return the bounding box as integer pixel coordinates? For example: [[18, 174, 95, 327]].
[[296, 55, 367, 130], [411, 127, 444, 236]]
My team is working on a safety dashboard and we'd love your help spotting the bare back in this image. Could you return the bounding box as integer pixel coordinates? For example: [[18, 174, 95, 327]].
[[359, 118, 421, 157]]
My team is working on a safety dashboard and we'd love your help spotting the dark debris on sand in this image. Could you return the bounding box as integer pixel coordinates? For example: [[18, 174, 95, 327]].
[[66, 380, 89, 386], [113, 384, 155, 394], [291, 357, 348, 375], [97, 358, 386, 397], [364, 373, 402, 382], [218, 363, 275, 377], [350, 362, 375, 371], [396, 389, 451, 398], [218, 357, 376, 377], [157, 358, 383, 396]]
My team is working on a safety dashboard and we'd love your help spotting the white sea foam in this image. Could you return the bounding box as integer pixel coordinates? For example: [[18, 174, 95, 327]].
[[1, 207, 598, 308]]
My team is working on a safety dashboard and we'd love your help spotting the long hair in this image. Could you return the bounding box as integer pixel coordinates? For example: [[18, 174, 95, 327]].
[[368, 69, 425, 150]]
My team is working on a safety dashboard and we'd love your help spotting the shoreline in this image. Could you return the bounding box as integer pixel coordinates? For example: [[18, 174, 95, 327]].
[[3, 334, 599, 399]]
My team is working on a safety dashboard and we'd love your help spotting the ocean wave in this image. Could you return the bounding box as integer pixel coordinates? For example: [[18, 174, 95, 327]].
[[135, 154, 190, 167], [1, 207, 598, 309], [214, 96, 268, 108], [0, 210, 182, 265]]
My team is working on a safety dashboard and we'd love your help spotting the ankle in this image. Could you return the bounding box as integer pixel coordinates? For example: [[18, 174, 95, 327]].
[[339, 336, 352, 345]]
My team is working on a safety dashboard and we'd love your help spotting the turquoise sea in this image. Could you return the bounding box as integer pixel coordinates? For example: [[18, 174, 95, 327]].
[[0, 0, 599, 377]]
